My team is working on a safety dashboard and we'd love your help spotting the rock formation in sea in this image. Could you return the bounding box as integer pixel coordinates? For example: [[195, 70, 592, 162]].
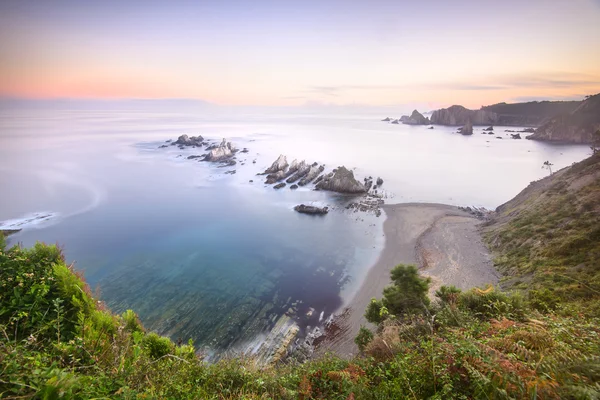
[[391, 119, 399, 124], [484, 126, 494, 131], [400, 110, 430, 125], [381, 117, 391, 122], [315, 166, 367, 193], [298, 165, 324, 186], [430, 105, 498, 126], [526, 93, 600, 144], [204, 138, 235, 162], [264, 155, 288, 174], [286, 161, 310, 183], [511, 133, 522, 139], [294, 204, 329, 215], [173, 134, 204, 147], [458, 120, 473, 135]]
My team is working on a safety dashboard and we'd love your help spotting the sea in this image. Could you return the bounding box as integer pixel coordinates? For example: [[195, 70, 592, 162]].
[[0, 100, 591, 353]]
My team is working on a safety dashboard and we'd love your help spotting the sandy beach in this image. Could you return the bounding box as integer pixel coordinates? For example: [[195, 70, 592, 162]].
[[318, 203, 499, 358]]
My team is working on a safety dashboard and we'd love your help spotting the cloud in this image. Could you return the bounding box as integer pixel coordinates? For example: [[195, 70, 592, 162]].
[[302, 72, 600, 96]]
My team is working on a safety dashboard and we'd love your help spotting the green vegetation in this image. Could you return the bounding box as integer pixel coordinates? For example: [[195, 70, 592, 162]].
[[1, 154, 599, 399]]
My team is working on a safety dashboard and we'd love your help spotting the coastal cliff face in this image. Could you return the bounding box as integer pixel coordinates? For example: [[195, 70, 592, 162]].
[[527, 93, 600, 144], [482, 100, 580, 126], [430, 105, 498, 126]]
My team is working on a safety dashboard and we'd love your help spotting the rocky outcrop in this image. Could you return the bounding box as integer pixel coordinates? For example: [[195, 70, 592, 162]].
[[391, 119, 399, 124], [273, 182, 286, 189], [430, 105, 498, 126], [511, 133, 522, 139], [265, 170, 288, 184], [264, 155, 288, 174], [174, 134, 204, 146], [401, 109, 430, 125], [484, 126, 494, 131], [458, 120, 473, 135], [527, 93, 600, 144], [294, 204, 329, 215], [204, 138, 235, 162], [299, 165, 324, 186], [315, 166, 367, 193], [381, 117, 391, 122], [286, 161, 310, 183]]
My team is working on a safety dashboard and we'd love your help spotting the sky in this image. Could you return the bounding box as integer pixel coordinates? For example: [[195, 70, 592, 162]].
[[1, 0, 600, 108]]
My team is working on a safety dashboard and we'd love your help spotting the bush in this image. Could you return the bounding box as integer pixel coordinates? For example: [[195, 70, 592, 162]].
[[382, 264, 431, 317], [143, 332, 174, 359], [365, 298, 386, 324], [354, 325, 374, 352]]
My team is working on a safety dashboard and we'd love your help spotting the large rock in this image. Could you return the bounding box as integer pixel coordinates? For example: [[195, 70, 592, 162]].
[[401, 109, 430, 125], [430, 105, 498, 126], [286, 161, 310, 183], [315, 166, 367, 193], [265, 170, 288, 184], [204, 138, 234, 162], [299, 165, 324, 186], [174, 134, 204, 146], [294, 204, 329, 215], [527, 93, 600, 144], [264, 155, 288, 174], [459, 120, 473, 135]]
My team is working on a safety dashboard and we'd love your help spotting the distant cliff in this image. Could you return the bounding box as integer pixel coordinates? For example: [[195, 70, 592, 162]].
[[482, 100, 580, 126], [527, 93, 600, 144], [430, 105, 497, 126]]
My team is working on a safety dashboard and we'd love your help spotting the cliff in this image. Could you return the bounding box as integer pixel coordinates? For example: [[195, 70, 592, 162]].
[[526, 93, 600, 144], [430, 105, 498, 126], [482, 100, 580, 126]]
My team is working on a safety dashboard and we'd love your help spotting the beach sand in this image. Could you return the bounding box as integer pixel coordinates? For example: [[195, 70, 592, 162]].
[[317, 203, 499, 358]]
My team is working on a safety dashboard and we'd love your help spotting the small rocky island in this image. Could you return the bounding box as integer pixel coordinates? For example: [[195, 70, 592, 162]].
[[160, 138, 387, 218]]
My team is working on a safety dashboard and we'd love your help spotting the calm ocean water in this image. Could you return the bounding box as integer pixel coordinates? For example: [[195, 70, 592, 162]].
[[0, 102, 591, 350]]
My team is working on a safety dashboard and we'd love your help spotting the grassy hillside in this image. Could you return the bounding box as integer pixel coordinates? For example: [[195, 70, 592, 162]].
[[1, 155, 600, 399], [484, 152, 600, 315]]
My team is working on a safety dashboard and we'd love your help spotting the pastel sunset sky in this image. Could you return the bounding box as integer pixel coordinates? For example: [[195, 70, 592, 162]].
[[1, 0, 600, 108]]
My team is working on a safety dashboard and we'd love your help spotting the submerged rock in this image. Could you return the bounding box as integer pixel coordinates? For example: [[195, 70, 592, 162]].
[[273, 182, 286, 189], [511, 133, 522, 139], [315, 166, 367, 193], [265, 170, 288, 184], [205, 138, 235, 162], [264, 155, 288, 174], [294, 204, 329, 215], [381, 117, 391, 121], [484, 126, 494, 131], [376, 177, 383, 186], [290, 184, 298, 190]]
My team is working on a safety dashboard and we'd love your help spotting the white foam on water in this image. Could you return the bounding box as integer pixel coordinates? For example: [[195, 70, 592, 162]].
[[0, 211, 59, 230]]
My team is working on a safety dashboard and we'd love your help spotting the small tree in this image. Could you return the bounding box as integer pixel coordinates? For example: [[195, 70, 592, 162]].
[[354, 325, 374, 352], [542, 160, 554, 175], [365, 298, 386, 324], [382, 264, 431, 317]]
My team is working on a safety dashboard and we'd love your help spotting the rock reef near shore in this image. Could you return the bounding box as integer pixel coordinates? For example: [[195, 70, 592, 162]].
[[315, 166, 367, 194]]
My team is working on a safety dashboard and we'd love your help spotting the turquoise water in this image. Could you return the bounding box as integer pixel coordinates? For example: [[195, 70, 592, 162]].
[[0, 103, 591, 351]]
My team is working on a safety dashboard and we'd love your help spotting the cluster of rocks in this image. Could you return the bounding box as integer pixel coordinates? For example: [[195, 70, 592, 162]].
[[294, 205, 329, 215], [161, 135, 240, 168], [505, 128, 535, 133], [458, 206, 492, 220], [382, 110, 431, 126]]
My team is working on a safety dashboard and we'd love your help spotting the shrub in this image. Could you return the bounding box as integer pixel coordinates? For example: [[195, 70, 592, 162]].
[[143, 332, 174, 359], [365, 298, 386, 324], [354, 326, 374, 352], [382, 264, 431, 317]]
